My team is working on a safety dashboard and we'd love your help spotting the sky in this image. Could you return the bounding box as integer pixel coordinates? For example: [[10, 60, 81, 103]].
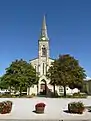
[[0, 0, 91, 78]]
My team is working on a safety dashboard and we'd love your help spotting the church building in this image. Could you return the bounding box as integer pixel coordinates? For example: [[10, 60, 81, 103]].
[[28, 16, 79, 96], [29, 16, 55, 96]]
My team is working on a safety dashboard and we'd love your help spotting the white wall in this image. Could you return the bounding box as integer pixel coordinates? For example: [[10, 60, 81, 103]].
[[29, 57, 80, 96], [28, 85, 37, 95]]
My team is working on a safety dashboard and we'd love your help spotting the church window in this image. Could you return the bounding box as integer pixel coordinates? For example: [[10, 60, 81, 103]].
[[43, 63, 44, 74], [42, 46, 46, 56], [59, 86, 63, 92]]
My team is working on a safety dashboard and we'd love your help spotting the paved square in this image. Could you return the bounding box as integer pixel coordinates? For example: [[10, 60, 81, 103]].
[[0, 97, 91, 120]]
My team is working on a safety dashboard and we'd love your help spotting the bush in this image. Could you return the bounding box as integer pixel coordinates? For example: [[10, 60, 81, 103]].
[[60, 95, 72, 98], [35, 103, 46, 107], [73, 92, 87, 98], [0, 100, 13, 114], [68, 101, 85, 114], [59, 93, 87, 98], [0, 94, 19, 98]]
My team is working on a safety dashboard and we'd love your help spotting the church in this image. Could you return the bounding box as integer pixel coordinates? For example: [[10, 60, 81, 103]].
[[28, 16, 79, 96]]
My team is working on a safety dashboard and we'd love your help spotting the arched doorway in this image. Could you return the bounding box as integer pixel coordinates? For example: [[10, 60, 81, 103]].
[[40, 79, 47, 95]]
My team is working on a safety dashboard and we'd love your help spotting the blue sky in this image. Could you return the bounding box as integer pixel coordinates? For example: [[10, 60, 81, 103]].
[[0, 0, 91, 78]]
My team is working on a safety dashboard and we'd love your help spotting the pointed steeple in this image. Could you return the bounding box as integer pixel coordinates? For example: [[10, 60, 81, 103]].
[[39, 15, 49, 41]]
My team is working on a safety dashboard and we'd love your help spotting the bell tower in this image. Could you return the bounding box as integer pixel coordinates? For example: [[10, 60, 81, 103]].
[[38, 15, 49, 76]]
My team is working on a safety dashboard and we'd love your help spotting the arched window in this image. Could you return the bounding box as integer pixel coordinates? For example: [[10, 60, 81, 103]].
[[42, 45, 46, 56]]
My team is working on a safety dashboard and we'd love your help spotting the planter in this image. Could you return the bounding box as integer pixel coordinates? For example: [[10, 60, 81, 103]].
[[35, 103, 46, 113], [69, 108, 84, 114], [35, 106, 45, 113], [0, 101, 12, 114], [68, 102, 85, 114]]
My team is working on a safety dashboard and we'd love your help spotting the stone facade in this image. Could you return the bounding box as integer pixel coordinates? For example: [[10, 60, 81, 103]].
[[28, 16, 54, 96], [82, 80, 91, 94], [28, 16, 79, 96]]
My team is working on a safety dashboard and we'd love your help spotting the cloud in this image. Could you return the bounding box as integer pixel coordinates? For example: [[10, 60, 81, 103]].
[[86, 76, 91, 79], [84, 76, 91, 81]]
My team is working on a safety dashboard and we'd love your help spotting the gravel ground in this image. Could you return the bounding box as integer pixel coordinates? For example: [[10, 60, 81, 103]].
[[0, 97, 91, 120]]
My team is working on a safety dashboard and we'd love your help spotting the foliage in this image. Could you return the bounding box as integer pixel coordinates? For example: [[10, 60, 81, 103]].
[[0, 100, 12, 114], [47, 54, 86, 97], [73, 92, 87, 98], [60, 93, 87, 98], [0, 59, 39, 95], [47, 60, 60, 97], [0, 77, 8, 89], [35, 103, 46, 107], [68, 101, 85, 114]]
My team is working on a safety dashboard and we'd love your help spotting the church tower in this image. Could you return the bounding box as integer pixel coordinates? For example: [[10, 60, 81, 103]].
[[30, 15, 54, 95], [38, 15, 50, 76]]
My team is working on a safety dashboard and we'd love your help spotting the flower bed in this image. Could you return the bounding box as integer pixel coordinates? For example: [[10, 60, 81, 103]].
[[0, 100, 13, 114], [68, 101, 85, 114], [35, 102, 46, 113]]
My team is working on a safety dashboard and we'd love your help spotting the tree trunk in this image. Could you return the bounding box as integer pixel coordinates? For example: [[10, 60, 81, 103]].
[[9, 86, 11, 95], [63, 86, 66, 97], [19, 86, 22, 96], [37, 84, 38, 95], [53, 84, 55, 97]]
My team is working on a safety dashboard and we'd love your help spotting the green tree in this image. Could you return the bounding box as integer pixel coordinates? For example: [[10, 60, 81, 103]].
[[47, 60, 59, 97], [1, 59, 38, 96], [47, 54, 86, 97], [0, 77, 9, 89]]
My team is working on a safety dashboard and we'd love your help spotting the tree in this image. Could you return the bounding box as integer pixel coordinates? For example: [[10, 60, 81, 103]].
[[47, 60, 60, 97], [1, 59, 38, 96], [0, 77, 9, 89], [47, 54, 86, 97]]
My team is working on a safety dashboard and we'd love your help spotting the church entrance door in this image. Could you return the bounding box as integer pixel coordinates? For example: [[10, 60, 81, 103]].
[[40, 79, 47, 95]]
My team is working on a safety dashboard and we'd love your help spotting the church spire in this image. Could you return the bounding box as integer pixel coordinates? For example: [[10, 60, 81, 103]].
[[39, 15, 49, 41]]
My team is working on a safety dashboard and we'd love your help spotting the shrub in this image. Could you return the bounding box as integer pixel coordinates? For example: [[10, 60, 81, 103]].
[[35, 103, 46, 107], [0, 100, 13, 114], [59, 93, 87, 98], [68, 101, 85, 114], [73, 92, 87, 98]]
